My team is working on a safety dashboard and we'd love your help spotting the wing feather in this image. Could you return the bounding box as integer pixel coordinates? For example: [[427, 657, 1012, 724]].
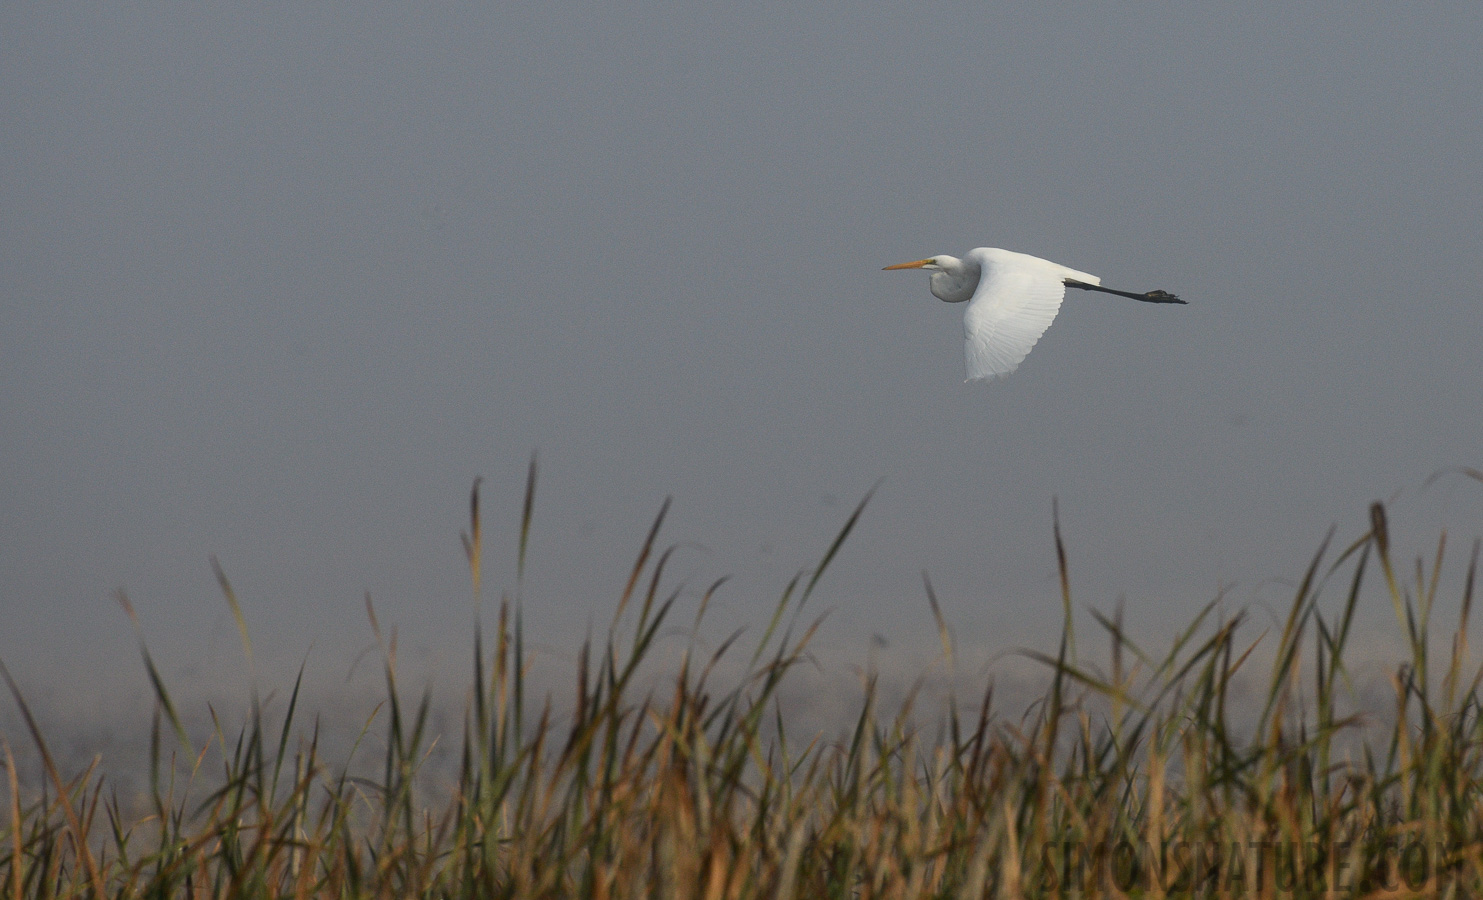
[[961, 248, 1094, 381]]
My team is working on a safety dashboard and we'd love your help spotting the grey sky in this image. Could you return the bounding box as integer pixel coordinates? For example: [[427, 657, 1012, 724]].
[[3, 5, 1481, 716]]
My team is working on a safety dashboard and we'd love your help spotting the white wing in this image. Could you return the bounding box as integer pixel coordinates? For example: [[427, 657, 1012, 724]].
[[961, 248, 1097, 381]]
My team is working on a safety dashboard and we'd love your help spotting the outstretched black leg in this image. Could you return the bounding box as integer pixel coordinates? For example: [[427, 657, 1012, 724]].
[[1065, 279, 1185, 304]]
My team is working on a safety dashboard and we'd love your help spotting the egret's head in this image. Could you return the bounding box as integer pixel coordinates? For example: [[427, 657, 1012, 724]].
[[884, 254, 975, 303]]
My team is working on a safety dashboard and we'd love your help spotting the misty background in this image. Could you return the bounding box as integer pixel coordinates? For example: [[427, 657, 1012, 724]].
[[3, 4, 1481, 755]]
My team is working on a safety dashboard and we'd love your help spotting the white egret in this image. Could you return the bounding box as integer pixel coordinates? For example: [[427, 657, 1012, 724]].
[[885, 247, 1183, 381]]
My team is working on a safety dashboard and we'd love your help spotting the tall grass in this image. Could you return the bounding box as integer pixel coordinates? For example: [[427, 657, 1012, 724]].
[[3, 463, 1483, 898]]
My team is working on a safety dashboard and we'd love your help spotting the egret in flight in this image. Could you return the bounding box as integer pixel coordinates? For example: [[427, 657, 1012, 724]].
[[885, 247, 1183, 381]]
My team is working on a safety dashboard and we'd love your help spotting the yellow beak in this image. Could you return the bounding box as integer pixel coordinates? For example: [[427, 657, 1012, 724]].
[[882, 259, 932, 271]]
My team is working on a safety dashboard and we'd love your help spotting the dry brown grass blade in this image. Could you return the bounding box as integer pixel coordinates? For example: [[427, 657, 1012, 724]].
[[1052, 496, 1075, 661], [4, 738, 21, 900], [922, 572, 953, 666], [463, 475, 483, 596], [212, 555, 253, 675]]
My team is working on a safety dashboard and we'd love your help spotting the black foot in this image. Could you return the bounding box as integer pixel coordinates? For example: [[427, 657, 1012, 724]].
[[1141, 290, 1185, 304]]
